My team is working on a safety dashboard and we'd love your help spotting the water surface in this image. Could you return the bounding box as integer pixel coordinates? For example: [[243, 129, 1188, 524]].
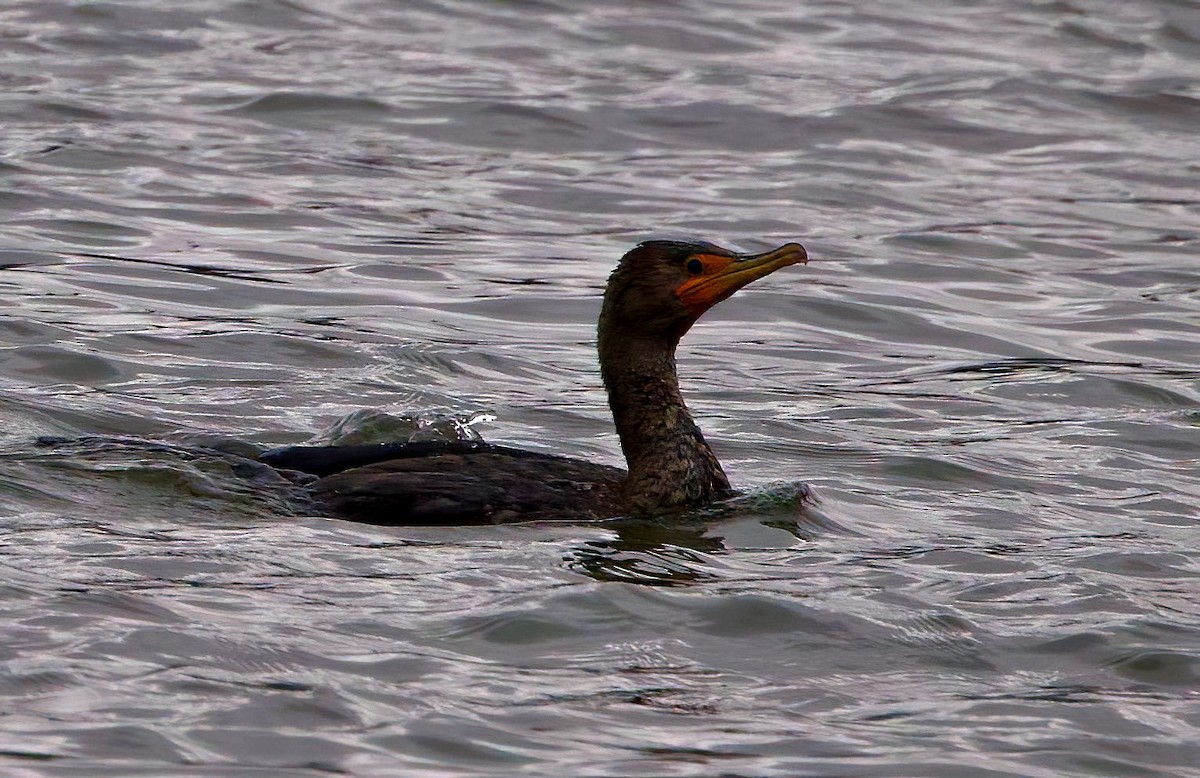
[[1, 1, 1198, 776]]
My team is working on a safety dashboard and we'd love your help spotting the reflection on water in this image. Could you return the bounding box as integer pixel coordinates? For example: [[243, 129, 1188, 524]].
[[570, 520, 729, 587], [1, 0, 1198, 775], [568, 491, 846, 587]]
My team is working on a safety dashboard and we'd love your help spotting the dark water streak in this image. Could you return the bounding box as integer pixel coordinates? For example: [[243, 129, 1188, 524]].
[[1, 0, 1198, 776]]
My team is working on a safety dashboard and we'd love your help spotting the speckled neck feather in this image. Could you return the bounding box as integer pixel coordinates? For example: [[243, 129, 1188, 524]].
[[597, 315, 731, 514]]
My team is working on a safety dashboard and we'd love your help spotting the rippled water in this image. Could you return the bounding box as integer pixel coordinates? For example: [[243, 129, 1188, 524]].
[[2, 1, 1198, 775]]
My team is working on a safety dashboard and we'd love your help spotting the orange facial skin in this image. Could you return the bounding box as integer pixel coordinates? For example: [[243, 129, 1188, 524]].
[[674, 243, 808, 317]]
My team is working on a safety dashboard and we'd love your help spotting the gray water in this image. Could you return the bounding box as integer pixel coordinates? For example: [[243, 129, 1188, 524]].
[[2, 1, 1199, 775]]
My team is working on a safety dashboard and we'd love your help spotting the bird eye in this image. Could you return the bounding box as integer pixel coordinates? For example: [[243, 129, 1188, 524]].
[[686, 258, 704, 275]]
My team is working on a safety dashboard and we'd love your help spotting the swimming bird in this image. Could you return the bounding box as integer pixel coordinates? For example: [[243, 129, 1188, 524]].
[[260, 240, 807, 524]]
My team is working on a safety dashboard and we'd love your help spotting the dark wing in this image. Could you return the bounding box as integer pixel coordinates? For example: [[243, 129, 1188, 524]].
[[259, 440, 497, 478], [304, 449, 626, 525]]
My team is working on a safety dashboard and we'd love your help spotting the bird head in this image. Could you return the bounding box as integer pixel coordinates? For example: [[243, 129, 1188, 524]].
[[599, 239, 808, 345]]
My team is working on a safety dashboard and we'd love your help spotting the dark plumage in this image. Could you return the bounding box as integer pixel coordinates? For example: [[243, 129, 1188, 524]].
[[260, 239, 807, 524]]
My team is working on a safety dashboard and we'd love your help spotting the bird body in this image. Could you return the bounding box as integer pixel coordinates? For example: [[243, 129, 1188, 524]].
[[261, 240, 807, 524], [308, 444, 624, 524]]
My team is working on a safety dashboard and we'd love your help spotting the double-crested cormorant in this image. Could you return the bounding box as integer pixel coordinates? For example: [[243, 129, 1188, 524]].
[[261, 240, 807, 524]]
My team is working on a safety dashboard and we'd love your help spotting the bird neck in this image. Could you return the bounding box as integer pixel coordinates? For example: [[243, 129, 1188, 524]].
[[598, 331, 730, 514]]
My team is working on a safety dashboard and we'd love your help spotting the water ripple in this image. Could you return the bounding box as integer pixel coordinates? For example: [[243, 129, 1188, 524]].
[[1, 0, 1198, 775]]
